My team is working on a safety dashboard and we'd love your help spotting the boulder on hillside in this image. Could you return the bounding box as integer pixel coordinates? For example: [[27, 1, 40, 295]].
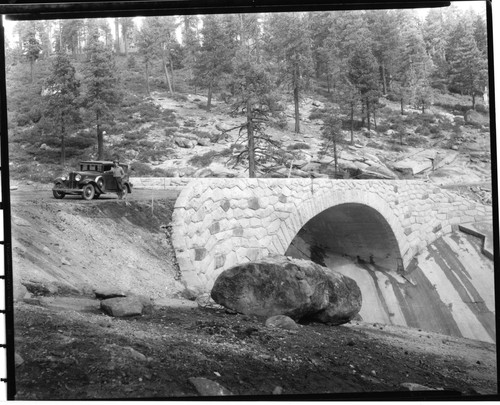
[[210, 255, 361, 325], [464, 109, 486, 125], [175, 137, 197, 148]]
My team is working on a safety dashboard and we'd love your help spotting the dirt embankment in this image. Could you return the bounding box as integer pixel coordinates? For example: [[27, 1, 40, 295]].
[[11, 197, 183, 300], [10, 198, 498, 400]]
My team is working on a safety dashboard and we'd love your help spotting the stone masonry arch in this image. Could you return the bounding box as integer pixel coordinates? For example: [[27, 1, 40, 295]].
[[170, 178, 492, 291], [270, 186, 406, 270]]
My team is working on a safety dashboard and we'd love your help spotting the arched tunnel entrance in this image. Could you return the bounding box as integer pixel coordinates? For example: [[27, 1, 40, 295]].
[[285, 203, 402, 272]]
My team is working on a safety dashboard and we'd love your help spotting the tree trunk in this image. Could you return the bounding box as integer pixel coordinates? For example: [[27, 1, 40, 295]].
[[247, 99, 256, 178], [400, 97, 404, 115], [472, 93, 476, 109], [294, 85, 300, 133], [97, 111, 103, 160], [350, 102, 354, 145], [366, 99, 371, 132], [207, 81, 213, 111], [60, 115, 66, 165], [373, 105, 377, 129], [381, 63, 387, 95], [30, 59, 34, 83], [333, 139, 338, 176], [114, 19, 120, 54], [162, 46, 174, 95], [169, 58, 175, 92], [124, 29, 129, 57], [145, 62, 151, 95]]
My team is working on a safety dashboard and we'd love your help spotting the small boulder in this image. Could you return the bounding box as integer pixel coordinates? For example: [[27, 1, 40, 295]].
[[265, 315, 299, 331], [189, 377, 233, 396], [15, 352, 24, 367], [101, 296, 143, 317], [464, 109, 485, 125], [197, 138, 211, 146]]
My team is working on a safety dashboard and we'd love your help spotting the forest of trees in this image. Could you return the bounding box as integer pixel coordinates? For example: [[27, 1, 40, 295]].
[[5, 4, 489, 170]]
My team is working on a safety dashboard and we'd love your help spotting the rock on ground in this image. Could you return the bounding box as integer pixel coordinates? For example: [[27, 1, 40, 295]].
[[100, 296, 144, 317], [265, 315, 299, 331], [189, 377, 233, 396], [211, 255, 361, 324]]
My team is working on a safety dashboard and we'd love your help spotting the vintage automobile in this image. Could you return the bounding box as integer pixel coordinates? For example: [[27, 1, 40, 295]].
[[52, 160, 133, 200]]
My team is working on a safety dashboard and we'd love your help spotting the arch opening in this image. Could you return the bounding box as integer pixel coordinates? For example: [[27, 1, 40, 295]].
[[285, 203, 402, 272]]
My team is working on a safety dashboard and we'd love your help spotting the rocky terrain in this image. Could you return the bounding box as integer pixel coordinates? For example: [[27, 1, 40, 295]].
[[121, 91, 492, 189]]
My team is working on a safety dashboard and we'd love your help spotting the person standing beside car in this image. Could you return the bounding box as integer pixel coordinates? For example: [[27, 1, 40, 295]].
[[106, 160, 125, 199]]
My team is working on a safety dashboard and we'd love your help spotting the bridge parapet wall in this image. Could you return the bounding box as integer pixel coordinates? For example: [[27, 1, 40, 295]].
[[171, 179, 492, 291]]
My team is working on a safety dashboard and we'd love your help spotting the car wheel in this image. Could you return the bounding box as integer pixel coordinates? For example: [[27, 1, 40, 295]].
[[82, 184, 95, 200], [52, 183, 65, 199]]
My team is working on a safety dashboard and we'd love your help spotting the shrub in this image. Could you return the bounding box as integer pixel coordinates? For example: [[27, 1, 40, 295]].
[[173, 93, 189, 102], [29, 106, 42, 123], [184, 119, 196, 127], [127, 55, 137, 69], [406, 135, 428, 147], [192, 129, 212, 139], [16, 113, 30, 127], [390, 144, 406, 152], [475, 103, 488, 114], [188, 150, 218, 167], [287, 142, 311, 150], [164, 126, 178, 137], [376, 123, 390, 133], [309, 108, 327, 120], [415, 125, 431, 136], [188, 148, 232, 168], [69, 132, 95, 149]]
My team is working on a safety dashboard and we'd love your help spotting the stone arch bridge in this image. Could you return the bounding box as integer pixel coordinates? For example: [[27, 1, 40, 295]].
[[170, 179, 492, 291]]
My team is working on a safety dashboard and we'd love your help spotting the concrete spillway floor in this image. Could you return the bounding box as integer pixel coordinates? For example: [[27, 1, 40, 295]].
[[324, 230, 496, 343]]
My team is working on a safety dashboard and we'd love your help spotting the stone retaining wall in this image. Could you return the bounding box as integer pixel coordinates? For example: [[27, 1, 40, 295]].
[[171, 179, 493, 291], [129, 177, 191, 189]]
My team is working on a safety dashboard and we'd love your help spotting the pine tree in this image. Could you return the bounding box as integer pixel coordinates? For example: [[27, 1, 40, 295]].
[[43, 52, 81, 165], [347, 42, 379, 131], [193, 15, 237, 111], [23, 30, 42, 83], [82, 31, 121, 160], [447, 21, 487, 108], [265, 12, 314, 133], [135, 19, 157, 96], [321, 114, 344, 175], [119, 17, 135, 57], [392, 15, 432, 114]]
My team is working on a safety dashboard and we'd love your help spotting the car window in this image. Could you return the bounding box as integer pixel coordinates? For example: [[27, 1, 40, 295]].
[[104, 165, 112, 171]]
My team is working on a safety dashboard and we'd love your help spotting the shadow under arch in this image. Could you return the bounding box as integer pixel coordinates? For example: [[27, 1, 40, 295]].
[[285, 203, 403, 271], [273, 188, 407, 271]]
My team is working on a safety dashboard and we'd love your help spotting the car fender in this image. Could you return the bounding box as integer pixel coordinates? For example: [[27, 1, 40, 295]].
[[53, 177, 66, 185], [79, 178, 104, 193]]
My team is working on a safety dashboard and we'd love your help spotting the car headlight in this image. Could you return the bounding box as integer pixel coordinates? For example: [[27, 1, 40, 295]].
[[61, 176, 66, 181], [75, 174, 82, 181]]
